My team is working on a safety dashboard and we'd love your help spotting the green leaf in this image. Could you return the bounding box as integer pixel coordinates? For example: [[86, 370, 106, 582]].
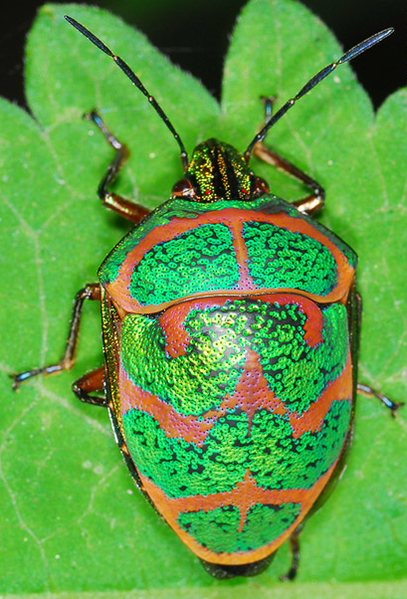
[[1, 0, 406, 596]]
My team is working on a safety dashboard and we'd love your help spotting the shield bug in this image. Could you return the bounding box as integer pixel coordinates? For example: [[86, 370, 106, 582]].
[[12, 15, 401, 580]]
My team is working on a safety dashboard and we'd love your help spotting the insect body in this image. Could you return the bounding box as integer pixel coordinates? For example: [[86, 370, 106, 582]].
[[100, 144, 358, 576], [13, 17, 400, 579]]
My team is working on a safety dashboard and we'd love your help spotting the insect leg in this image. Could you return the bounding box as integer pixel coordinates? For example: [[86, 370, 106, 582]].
[[355, 292, 403, 416], [357, 383, 403, 416], [12, 283, 101, 389], [253, 97, 325, 216], [280, 523, 303, 581], [72, 366, 109, 407], [86, 110, 150, 223]]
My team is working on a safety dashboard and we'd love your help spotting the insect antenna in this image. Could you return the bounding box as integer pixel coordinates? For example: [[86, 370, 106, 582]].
[[244, 28, 394, 161], [65, 15, 189, 172]]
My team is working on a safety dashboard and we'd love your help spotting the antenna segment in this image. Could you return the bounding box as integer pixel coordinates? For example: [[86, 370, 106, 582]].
[[244, 28, 394, 161], [65, 15, 189, 171]]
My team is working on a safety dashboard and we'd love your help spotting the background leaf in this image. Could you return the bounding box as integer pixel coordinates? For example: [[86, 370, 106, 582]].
[[1, 0, 406, 596]]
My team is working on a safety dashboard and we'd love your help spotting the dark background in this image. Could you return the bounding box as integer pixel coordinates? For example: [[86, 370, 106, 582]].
[[1, 0, 405, 110]]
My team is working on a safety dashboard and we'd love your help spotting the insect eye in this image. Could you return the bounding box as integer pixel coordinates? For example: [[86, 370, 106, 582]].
[[171, 178, 196, 199], [253, 176, 270, 197]]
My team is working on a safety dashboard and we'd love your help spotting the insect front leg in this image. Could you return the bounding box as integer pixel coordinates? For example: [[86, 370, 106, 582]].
[[86, 110, 150, 223], [12, 283, 107, 406], [253, 96, 325, 216]]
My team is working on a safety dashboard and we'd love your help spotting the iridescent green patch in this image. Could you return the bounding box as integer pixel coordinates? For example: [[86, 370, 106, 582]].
[[250, 400, 351, 489], [99, 193, 355, 287], [130, 223, 240, 305], [243, 221, 338, 295], [121, 299, 349, 417], [121, 311, 246, 416], [123, 408, 250, 497], [258, 302, 349, 414], [122, 401, 350, 498], [185, 299, 348, 415], [98, 195, 298, 286], [177, 502, 301, 553]]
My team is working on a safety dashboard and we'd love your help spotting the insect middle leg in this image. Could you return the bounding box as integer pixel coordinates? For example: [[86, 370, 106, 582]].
[[354, 293, 403, 416], [85, 110, 150, 223], [357, 383, 403, 416], [11, 283, 108, 407], [253, 97, 325, 216]]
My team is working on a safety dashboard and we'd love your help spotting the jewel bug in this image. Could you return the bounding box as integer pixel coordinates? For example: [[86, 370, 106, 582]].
[[12, 14, 402, 580]]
